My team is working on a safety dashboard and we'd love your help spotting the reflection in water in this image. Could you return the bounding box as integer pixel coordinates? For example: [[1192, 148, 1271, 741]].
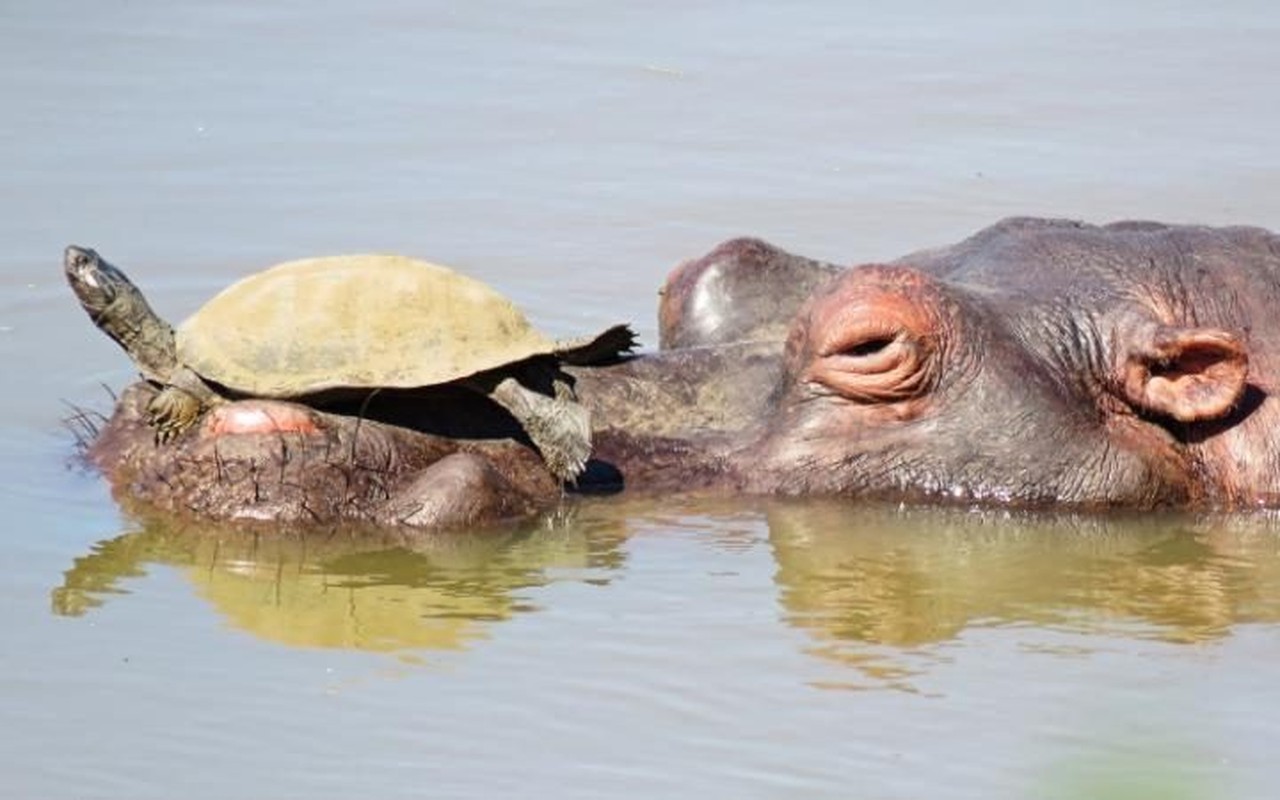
[[50, 498, 1280, 689], [767, 501, 1280, 689], [52, 513, 628, 654]]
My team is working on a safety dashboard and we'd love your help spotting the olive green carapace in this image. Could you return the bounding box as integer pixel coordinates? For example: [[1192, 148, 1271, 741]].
[[179, 254, 567, 398]]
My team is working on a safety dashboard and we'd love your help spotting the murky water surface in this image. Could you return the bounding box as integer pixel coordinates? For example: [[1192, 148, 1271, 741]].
[[4, 2, 1280, 798]]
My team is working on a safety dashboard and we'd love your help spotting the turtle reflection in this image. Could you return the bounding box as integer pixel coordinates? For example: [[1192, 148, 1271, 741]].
[[767, 502, 1280, 686], [52, 514, 625, 653]]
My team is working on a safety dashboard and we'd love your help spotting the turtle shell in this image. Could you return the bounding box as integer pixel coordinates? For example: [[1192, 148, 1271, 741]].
[[176, 254, 562, 398]]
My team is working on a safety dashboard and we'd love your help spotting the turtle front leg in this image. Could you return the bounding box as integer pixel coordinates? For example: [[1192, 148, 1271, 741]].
[[145, 365, 226, 443], [145, 386, 205, 443], [485, 377, 592, 484]]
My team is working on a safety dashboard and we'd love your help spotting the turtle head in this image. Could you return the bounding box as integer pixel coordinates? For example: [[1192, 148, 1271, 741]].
[[64, 245, 130, 317], [64, 245, 178, 383]]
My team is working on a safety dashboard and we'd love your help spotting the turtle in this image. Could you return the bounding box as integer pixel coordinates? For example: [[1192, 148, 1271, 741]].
[[64, 245, 636, 483]]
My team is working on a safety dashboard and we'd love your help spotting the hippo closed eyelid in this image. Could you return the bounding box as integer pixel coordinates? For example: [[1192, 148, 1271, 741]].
[[840, 335, 896, 358], [795, 270, 946, 404], [807, 329, 938, 405], [815, 315, 907, 360]]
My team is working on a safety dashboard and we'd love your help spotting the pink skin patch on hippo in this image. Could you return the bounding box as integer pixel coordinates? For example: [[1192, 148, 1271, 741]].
[[203, 401, 321, 436]]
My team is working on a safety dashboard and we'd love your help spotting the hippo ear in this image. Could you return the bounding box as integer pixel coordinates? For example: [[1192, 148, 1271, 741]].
[[1120, 325, 1248, 422]]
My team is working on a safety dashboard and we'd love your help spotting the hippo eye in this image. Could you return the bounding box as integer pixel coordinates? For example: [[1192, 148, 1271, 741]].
[[841, 336, 895, 358], [795, 263, 946, 409], [811, 329, 936, 404]]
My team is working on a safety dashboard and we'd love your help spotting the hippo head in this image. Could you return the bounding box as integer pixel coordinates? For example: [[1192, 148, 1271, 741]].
[[746, 259, 1251, 507]]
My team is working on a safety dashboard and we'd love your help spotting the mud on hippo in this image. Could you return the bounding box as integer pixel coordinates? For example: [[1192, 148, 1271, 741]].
[[69, 217, 1280, 530]]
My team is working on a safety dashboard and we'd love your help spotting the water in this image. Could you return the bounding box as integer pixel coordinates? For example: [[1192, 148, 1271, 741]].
[[3, 2, 1280, 797]]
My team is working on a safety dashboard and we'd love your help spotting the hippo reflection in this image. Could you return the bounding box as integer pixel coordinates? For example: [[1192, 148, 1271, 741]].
[[72, 218, 1280, 529], [766, 502, 1280, 690]]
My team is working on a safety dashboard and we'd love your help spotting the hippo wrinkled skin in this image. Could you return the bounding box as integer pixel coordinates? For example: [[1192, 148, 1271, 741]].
[[76, 217, 1280, 529]]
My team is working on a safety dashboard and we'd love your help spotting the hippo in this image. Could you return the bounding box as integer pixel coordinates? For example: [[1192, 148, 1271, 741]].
[[69, 217, 1280, 530]]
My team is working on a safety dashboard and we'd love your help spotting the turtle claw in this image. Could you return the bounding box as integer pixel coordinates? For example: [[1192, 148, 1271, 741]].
[[152, 419, 182, 445], [147, 404, 183, 445], [542, 425, 591, 486], [145, 386, 201, 445]]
